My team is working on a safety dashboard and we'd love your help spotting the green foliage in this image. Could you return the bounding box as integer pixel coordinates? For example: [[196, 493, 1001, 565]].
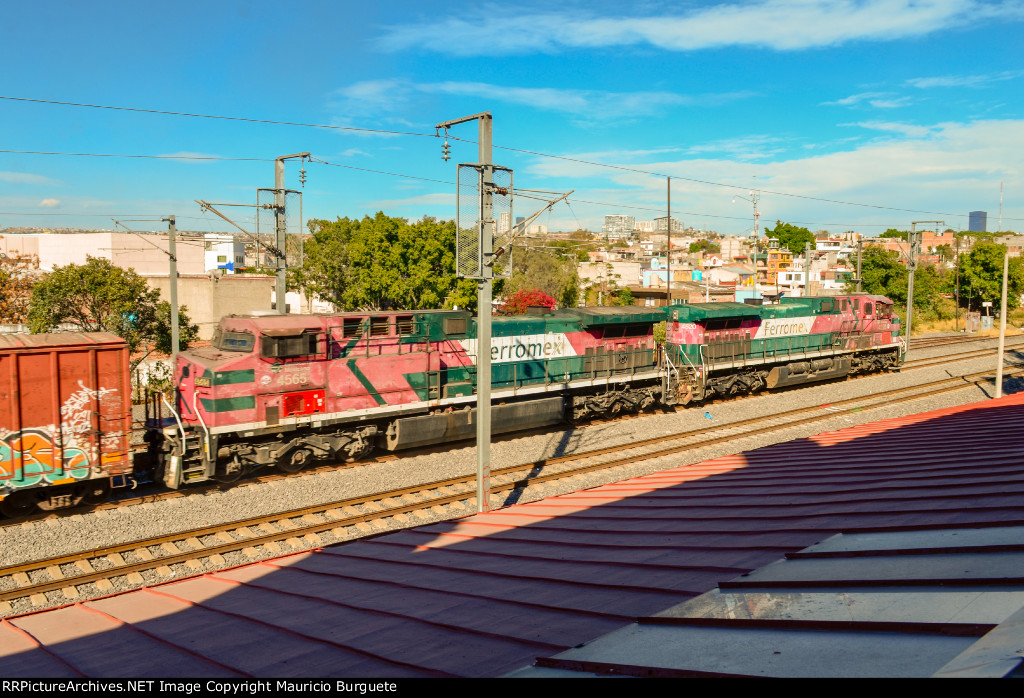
[[544, 239, 593, 262], [957, 241, 1024, 312], [652, 321, 666, 346], [689, 239, 721, 255], [505, 245, 581, 310], [847, 247, 947, 314], [764, 221, 816, 255], [880, 228, 909, 239], [302, 213, 478, 312], [614, 288, 635, 306], [27, 257, 197, 359]]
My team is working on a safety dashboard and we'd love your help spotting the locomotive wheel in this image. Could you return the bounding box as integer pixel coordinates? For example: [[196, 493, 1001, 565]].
[[279, 448, 312, 473], [213, 464, 248, 484], [0, 491, 38, 518], [79, 480, 112, 506]]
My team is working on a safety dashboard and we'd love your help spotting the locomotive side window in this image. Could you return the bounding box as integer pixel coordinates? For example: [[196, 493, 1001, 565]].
[[342, 318, 363, 338], [213, 329, 255, 353], [841, 299, 849, 312], [261, 331, 325, 360], [444, 317, 468, 335], [864, 303, 873, 316], [370, 316, 390, 337], [397, 315, 414, 335], [821, 300, 833, 312]]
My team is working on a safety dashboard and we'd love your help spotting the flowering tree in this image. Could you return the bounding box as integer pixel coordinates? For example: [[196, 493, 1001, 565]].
[[501, 288, 557, 315]]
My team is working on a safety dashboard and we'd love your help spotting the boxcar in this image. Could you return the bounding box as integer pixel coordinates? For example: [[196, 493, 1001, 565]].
[[0, 332, 133, 516]]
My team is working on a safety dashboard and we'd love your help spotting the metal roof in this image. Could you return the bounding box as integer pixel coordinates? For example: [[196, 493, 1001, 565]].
[[2, 393, 1023, 678]]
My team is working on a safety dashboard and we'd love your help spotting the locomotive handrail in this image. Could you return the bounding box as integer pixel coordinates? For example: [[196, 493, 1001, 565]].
[[160, 393, 187, 454], [192, 392, 212, 462]]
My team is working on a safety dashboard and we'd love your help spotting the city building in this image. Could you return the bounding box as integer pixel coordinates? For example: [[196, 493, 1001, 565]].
[[969, 211, 987, 233], [204, 234, 246, 273], [602, 214, 636, 240], [654, 216, 683, 233]]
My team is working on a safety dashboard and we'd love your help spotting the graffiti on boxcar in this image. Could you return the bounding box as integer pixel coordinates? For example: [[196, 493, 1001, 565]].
[[0, 382, 121, 489]]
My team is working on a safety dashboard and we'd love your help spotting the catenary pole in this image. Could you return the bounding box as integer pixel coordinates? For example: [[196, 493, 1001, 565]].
[[996, 248, 1009, 398]]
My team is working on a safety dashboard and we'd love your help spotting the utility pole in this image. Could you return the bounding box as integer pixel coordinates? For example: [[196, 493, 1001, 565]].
[[733, 191, 760, 292], [437, 111, 498, 514], [111, 217, 180, 364], [165, 216, 179, 366], [955, 235, 961, 332], [666, 177, 672, 306], [804, 241, 811, 297], [996, 247, 1009, 398], [906, 220, 943, 345], [856, 239, 863, 293], [273, 153, 310, 314]]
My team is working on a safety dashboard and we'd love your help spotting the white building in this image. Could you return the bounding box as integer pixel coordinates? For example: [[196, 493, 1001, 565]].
[[204, 234, 247, 273]]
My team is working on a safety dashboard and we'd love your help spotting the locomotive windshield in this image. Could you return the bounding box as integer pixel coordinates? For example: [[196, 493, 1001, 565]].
[[212, 329, 255, 352]]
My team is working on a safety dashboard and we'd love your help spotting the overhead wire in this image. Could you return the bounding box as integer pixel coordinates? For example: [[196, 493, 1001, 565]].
[[3, 95, 1017, 222]]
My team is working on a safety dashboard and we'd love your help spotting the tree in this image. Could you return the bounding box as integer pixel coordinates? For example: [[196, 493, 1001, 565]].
[[501, 288, 556, 315], [0, 254, 39, 324], [847, 247, 946, 313], [27, 257, 197, 360], [880, 228, 909, 239], [302, 213, 478, 311], [503, 244, 581, 310], [689, 239, 721, 255], [614, 288, 635, 306], [957, 241, 1024, 312], [764, 221, 816, 255]]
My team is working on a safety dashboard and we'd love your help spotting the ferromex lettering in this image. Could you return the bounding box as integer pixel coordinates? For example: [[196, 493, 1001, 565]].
[[754, 317, 814, 339], [460, 333, 577, 364]]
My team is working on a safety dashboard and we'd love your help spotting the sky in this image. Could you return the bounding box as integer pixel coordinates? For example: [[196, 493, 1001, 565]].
[[1, 0, 1023, 237]]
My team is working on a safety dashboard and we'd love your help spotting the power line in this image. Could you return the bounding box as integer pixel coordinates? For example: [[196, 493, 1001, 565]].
[[0, 96, 434, 138], [3, 150, 1019, 229], [0, 149, 268, 162], [3, 95, 1016, 221]]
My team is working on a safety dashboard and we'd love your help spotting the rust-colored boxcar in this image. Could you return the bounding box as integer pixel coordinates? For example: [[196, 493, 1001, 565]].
[[0, 332, 132, 516]]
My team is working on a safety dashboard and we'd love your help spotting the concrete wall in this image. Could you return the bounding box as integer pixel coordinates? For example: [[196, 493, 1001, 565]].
[[5, 232, 208, 274], [579, 261, 642, 288], [145, 274, 275, 340]]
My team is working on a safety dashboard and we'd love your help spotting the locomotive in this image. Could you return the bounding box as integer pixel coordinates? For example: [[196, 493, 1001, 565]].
[[0, 294, 902, 515]]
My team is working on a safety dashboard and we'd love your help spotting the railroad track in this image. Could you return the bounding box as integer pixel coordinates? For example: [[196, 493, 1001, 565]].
[[2, 362, 1020, 616], [4, 339, 1019, 528]]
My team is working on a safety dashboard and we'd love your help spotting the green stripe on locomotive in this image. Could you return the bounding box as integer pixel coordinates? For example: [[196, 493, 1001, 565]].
[[663, 298, 844, 366]]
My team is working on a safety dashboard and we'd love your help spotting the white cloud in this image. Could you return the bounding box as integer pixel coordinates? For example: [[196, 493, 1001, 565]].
[[378, 1, 1024, 56], [850, 121, 937, 137], [906, 70, 1024, 88], [38, 198, 61, 208], [521, 119, 1024, 233], [332, 79, 751, 125], [822, 92, 912, 108], [0, 171, 58, 185], [156, 152, 222, 162]]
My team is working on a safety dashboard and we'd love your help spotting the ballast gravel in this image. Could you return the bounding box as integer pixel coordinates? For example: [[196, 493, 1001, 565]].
[[1, 333, 1020, 616]]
